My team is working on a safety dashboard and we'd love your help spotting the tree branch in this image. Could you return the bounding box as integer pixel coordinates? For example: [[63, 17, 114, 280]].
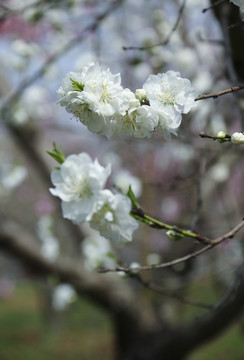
[[152, 261, 244, 360], [99, 218, 244, 274], [195, 85, 244, 101], [0, 219, 154, 333]]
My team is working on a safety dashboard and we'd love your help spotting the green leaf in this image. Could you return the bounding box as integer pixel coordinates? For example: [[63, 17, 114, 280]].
[[46, 142, 65, 165], [70, 78, 84, 92], [106, 252, 117, 261]]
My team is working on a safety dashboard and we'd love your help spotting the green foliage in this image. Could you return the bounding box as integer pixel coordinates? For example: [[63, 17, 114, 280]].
[[0, 282, 113, 360], [188, 324, 244, 360], [47, 142, 65, 165]]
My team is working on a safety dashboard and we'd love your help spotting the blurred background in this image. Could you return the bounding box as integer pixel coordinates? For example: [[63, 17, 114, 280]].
[[0, 0, 244, 359]]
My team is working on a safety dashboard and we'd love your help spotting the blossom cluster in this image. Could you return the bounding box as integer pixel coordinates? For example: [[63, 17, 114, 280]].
[[50, 152, 138, 242], [58, 63, 196, 140]]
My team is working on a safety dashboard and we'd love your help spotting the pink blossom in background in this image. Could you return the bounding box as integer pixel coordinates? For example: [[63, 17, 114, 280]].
[[34, 195, 56, 215]]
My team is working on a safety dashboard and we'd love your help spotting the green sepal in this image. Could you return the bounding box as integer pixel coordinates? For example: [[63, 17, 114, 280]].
[[127, 185, 140, 210], [70, 78, 84, 92], [46, 142, 65, 165]]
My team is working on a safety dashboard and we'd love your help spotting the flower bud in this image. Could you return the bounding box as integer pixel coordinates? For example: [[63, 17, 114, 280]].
[[166, 230, 185, 241], [231, 132, 244, 145], [217, 131, 226, 138], [217, 130, 227, 143], [135, 88, 147, 102]]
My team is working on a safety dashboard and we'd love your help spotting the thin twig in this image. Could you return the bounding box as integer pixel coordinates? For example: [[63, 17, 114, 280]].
[[130, 208, 211, 245], [123, 0, 186, 51], [195, 86, 244, 101], [99, 218, 244, 273], [199, 132, 231, 141]]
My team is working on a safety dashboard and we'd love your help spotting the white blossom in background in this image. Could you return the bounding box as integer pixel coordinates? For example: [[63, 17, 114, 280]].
[[146, 253, 161, 265], [13, 85, 50, 125], [143, 70, 196, 140], [231, 132, 244, 145], [210, 114, 227, 135], [50, 153, 111, 224], [129, 262, 140, 273], [0, 158, 27, 196], [230, 0, 244, 10], [89, 190, 138, 242], [37, 215, 59, 261], [112, 169, 142, 198], [208, 162, 230, 184], [81, 233, 116, 271], [4, 39, 40, 71], [101, 152, 122, 171], [52, 284, 76, 311], [11, 39, 39, 58]]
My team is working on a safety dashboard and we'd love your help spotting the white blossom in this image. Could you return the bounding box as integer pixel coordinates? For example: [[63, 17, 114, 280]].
[[58, 64, 196, 140], [146, 253, 161, 265], [1, 165, 27, 190], [37, 215, 59, 261], [135, 88, 147, 102], [112, 169, 142, 197], [143, 70, 196, 139], [106, 88, 158, 138], [50, 153, 111, 224], [110, 105, 158, 139], [129, 262, 140, 273], [89, 190, 138, 242], [0, 157, 27, 196], [58, 63, 130, 136], [52, 284, 76, 311], [230, 0, 244, 10], [231, 132, 244, 145], [11, 39, 39, 58]]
